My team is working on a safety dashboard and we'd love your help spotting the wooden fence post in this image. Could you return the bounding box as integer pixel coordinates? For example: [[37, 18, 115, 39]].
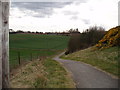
[[31, 53, 32, 61], [18, 52, 21, 65], [0, 0, 10, 89]]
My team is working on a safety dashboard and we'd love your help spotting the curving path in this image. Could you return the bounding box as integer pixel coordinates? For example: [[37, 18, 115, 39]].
[[53, 52, 118, 88]]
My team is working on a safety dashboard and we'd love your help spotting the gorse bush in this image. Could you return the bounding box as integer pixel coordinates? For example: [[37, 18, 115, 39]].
[[65, 26, 105, 54], [96, 26, 120, 49]]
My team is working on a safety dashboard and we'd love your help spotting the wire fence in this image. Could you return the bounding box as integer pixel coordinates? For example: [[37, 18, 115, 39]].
[[9, 51, 46, 71]]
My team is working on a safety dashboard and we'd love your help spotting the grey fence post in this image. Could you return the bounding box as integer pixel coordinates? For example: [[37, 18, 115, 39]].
[[0, 0, 10, 89], [31, 53, 32, 61], [18, 52, 21, 65]]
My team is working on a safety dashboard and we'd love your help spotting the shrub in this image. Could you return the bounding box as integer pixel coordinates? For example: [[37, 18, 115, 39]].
[[66, 26, 105, 54], [96, 26, 120, 49]]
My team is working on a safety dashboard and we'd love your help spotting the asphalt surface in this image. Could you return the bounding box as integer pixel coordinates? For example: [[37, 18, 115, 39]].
[[53, 52, 119, 88]]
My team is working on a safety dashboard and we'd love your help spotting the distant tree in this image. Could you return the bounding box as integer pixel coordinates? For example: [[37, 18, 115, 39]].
[[83, 26, 105, 46], [65, 26, 106, 55], [27, 31, 31, 33], [76, 28, 79, 32], [36, 31, 39, 34], [9, 29, 14, 32], [16, 30, 24, 33], [32, 32, 35, 33], [39, 32, 43, 34], [68, 28, 80, 33], [9, 29, 17, 34]]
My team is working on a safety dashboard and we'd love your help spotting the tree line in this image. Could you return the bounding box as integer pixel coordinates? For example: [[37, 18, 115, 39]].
[[9, 28, 80, 35], [65, 26, 106, 55]]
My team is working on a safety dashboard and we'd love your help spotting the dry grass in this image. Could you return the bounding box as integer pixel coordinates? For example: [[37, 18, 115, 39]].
[[10, 59, 47, 88], [10, 58, 75, 88]]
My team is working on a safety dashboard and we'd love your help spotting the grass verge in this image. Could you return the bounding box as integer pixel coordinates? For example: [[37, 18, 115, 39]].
[[44, 58, 75, 88], [61, 46, 119, 78], [10, 58, 75, 88]]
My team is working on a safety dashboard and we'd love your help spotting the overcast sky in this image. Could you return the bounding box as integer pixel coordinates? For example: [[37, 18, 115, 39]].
[[9, 0, 119, 32]]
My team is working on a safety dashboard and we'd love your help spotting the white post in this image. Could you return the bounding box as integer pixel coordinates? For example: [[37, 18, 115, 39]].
[[0, 0, 10, 89], [0, 1, 2, 89], [118, 1, 120, 25]]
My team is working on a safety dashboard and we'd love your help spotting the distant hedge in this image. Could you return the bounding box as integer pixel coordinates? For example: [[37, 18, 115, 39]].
[[65, 26, 105, 55], [96, 26, 120, 49]]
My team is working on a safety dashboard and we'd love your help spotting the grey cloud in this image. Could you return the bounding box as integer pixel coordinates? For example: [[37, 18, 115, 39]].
[[11, 0, 87, 2], [11, 2, 72, 18], [11, 2, 72, 10], [11, 0, 88, 18], [82, 19, 90, 24], [70, 16, 79, 20], [63, 11, 79, 15], [74, 0, 88, 5]]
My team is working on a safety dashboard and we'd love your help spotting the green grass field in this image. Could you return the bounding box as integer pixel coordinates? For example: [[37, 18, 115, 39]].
[[10, 34, 69, 49], [10, 34, 70, 69]]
